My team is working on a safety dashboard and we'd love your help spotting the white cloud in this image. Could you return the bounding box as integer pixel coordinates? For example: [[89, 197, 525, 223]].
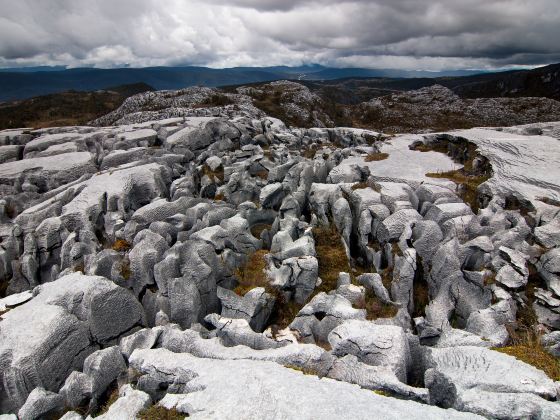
[[0, 0, 558, 70]]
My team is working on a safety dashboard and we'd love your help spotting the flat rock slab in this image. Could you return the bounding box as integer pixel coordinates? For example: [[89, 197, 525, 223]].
[[424, 346, 557, 399], [449, 128, 560, 206], [130, 348, 479, 420], [0, 151, 94, 181], [340, 135, 458, 187]]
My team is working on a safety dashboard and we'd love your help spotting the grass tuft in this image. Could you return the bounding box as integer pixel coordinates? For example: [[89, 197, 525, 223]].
[[491, 270, 560, 381], [354, 290, 398, 320], [98, 387, 119, 415], [254, 170, 269, 180], [364, 152, 389, 162], [426, 169, 489, 212], [234, 250, 271, 296], [484, 271, 496, 286], [250, 223, 272, 239], [120, 258, 131, 280], [302, 148, 317, 159], [373, 390, 391, 397], [112, 239, 131, 252], [312, 224, 350, 294], [138, 405, 187, 419], [351, 182, 369, 191], [285, 364, 320, 376], [493, 342, 560, 381], [201, 164, 225, 182]]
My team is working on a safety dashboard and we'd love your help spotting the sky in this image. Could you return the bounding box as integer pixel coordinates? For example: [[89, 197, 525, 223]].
[[0, 0, 559, 71]]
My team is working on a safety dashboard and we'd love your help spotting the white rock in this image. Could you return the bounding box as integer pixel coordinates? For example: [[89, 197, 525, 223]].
[[129, 348, 478, 420]]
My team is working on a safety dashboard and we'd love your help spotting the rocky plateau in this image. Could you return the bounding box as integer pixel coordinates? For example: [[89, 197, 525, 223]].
[[0, 81, 560, 419]]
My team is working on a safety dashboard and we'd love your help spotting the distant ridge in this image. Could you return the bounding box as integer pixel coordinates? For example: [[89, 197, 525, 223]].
[[0, 65, 493, 101]]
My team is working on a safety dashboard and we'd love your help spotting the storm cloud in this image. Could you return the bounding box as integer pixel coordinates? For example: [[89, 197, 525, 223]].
[[0, 0, 559, 70]]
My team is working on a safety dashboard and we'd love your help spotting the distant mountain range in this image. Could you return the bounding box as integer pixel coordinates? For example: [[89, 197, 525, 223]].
[[0, 64, 493, 101], [300, 63, 560, 104]]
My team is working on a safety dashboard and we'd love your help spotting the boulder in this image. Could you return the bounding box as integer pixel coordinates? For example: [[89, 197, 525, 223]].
[[465, 298, 516, 346], [205, 314, 286, 350], [541, 331, 560, 357], [82, 346, 127, 406], [0, 274, 145, 413], [534, 217, 560, 248], [154, 240, 220, 328], [328, 321, 411, 382], [327, 355, 429, 403], [376, 209, 423, 243], [289, 293, 366, 344], [0, 152, 96, 195], [259, 182, 285, 209], [411, 220, 444, 264], [357, 273, 392, 303], [119, 327, 164, 360], [424, 346, 559, 417], [18, 387, 64, 420], [127, 230, 169, 296], [93, 384, 151, 420], [217, 286, 275, 332], [156, 326, 327, 373], [268, 256, 318, 304], [537, 248, 560, 297], [425, 203, 473, 226]]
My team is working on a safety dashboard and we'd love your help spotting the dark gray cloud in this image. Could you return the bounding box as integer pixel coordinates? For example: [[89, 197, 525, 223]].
[[0, 0, 558, 70]]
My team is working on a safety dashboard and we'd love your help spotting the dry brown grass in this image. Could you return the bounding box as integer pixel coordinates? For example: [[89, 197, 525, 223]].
[[285, 364, 320, 376], [484, 271, 496, 286], [411, 142, 449, 154], [120, 258, 131, 280], [351, 182, 369, 191], [98, 387, 119, 415], [426, 169, 490, 212], [250, 223, 272, 239], [391, 242, 403, 257], [373, 389, 391, 397], [269, 295, 303, 332], [494, 342, 560, 381], [195, 93, 234, 108], [263, 149, 274, 161], [364, 152, 389, 162], [491, 271, 560, 381], [234, 250, 270, 296], [302, 148, 317, 159], [312, 224, 350, 294], [201, 164, 224, 182], [73, 263, 85, 274], [412, 276, 429, 318], [112, 239, 131, 252], [354, 290, 398, 320], [138, 405, 186, 419], [380, 267, 393, 290], [254, 170, 269, 180]]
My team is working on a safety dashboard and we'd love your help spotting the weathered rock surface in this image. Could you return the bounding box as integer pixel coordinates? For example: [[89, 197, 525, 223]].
[[424, 346, 559, 418], [0, 274, 145, 413], [1, 92, 559, 419], [129, 348, 478, 420]]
